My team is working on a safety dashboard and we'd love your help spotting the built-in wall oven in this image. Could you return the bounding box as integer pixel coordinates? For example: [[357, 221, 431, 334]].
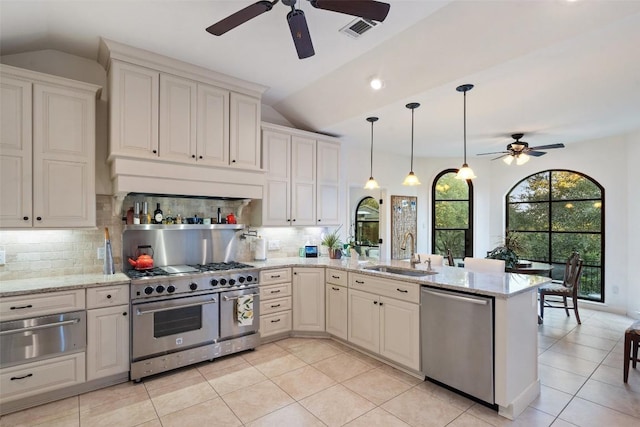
[[128, 262, 259, 381]]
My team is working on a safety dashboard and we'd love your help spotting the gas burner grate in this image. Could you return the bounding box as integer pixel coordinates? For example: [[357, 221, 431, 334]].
[[126, 268, 168, 279], [191, 262, 255, 272]]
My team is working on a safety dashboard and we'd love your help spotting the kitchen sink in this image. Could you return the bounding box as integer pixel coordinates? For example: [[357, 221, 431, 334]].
[[363, 265, 437, 277]]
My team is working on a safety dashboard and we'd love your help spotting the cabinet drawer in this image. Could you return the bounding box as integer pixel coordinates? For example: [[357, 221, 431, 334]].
[[260, 268, 292, 285], [0, 352, 85, 403], [349, 273, 419, 303], [260, 296, 292, 315], [260, 311, 292, 337], [0, 290, 85, 321], [260, 282, 292, 300], [86, 285, 129, 309], [326, 269, 347, 287]]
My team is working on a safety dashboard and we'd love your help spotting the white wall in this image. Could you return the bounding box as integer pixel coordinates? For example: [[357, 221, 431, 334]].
[[626, 130, 640, 319]]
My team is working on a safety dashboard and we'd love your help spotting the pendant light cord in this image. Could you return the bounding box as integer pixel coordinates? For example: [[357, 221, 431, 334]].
[[410, 107, 415, 171], [463, 89, 467, 164], [370, 120, 375, 176]]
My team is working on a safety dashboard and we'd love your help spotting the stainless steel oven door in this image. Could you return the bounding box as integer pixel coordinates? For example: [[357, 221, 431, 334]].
[[220, 287, 260, 340], [132, 293, 219, 360]]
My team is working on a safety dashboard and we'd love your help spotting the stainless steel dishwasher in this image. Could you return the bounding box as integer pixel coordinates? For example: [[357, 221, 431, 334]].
[[421, 286, 494, 404]]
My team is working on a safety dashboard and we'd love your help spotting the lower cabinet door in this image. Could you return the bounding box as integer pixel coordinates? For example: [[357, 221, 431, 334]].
[[325, 283, 347, 340], [292, 268, 325, 332], [347, 289, 379, 353], [379, 296, 420, 371], [0, 352, 85, 403], [260, 311, 292, 338], [86, 304, 130, 381]]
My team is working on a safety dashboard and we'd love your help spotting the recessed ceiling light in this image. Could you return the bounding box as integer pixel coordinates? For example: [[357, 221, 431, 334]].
[[370, 78, 384, 90]]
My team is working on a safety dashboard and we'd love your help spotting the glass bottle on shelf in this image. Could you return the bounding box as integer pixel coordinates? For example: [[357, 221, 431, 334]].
[[153, 203, 163, 224], [133, 202, 141, 224]]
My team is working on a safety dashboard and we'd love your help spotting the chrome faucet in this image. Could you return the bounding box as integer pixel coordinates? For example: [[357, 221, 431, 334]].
[[426, 257, 432, 271], [400, 232, 420, 268]]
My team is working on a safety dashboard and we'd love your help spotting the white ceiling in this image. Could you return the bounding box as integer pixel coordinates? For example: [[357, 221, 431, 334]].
[[2, 0, 640, 158]]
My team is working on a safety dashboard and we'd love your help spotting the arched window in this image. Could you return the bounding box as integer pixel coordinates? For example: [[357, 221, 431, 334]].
[[355, 197, 379, 248], [506, 170, 604, 302], [432, 169, 473, 261]]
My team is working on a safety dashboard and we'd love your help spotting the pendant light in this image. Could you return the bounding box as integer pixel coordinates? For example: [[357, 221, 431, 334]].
[[364, 116, 380, 190], [455, 84, 477, 180], [402, 102, 421, 186]]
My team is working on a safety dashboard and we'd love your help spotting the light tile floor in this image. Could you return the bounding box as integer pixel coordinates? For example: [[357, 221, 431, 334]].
[[1, 307, 639, 427]]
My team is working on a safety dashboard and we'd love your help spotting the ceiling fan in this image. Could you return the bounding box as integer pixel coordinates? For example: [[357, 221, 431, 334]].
[[477, 133, 565, 165], [205, 0, 391, 59]]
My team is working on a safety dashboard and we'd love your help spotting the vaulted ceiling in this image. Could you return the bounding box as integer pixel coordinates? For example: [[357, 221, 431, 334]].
[[2, 0, 639, 157]]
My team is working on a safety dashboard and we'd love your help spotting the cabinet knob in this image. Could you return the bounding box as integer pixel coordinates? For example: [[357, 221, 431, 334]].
[[232, 159, 236, 163], [192, 154, 196, 158], [292, 219, 296, 222], [36, 217, 42, 221], [122, 312, 127, 316], [199, 155, 203, 159], [318, 219, 321, 222], [379, 302, 384, 306], [23, 216, 29, 221], [152, 150, 157, 154], [373, 301, 378, 305], [106, 294, 112, 299]]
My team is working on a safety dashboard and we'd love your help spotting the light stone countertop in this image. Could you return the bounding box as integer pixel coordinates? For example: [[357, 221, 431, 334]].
[[0, 257, 550, 299]]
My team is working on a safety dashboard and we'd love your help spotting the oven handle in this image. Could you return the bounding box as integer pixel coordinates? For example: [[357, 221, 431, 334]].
[[223, 293, 259, 301], [135, 298, 217, 315], [0, 318, 80, 336]]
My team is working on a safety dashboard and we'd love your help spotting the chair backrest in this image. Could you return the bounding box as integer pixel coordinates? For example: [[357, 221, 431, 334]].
[[463, 257, 506, 273], [417, 254, 444, 266], [563, 251, 584, 294], [446, 248, 455, 266]]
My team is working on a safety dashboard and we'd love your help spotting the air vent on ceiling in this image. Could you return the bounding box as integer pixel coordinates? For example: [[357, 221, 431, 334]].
[[339, 18, 378, 39]]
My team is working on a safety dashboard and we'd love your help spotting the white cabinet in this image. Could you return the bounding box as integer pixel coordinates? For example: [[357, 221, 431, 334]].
[[86, 285, 130, 381], [292, 267, 325, 332], [325, 269, 348, 340], [197, 83, 230, 165], [259, 124, 341, 227], [316, 141, 340, 225], [0, 289, 85, 321], [347, 273, 420, 371], [0, 65, 99, 228], [159, 73, 197, 162], [259, 268, 292, 338], [108, 60, 160, 158], [230, 93, 261, 170]]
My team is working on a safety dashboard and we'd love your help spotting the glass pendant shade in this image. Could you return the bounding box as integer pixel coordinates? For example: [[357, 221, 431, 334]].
[[364, 116, 380, 189], [402, 103, 421, 186], [516, 153, 530, 165], [503, 155, 514, 165], [455, 84, 477, 180]]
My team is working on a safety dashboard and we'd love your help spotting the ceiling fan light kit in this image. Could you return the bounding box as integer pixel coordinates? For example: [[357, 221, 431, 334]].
[[364, 116, 380, 190], [455, 84, 477, 180], [207, 0, 391, 59], [478, 132, 566, 165], [402, 102, 421, 186]]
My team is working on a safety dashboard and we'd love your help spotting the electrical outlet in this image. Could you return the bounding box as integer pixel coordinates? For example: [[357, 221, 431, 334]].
[[97, 247, 105, 260], [0, 250, 5, 266], [268, 240, 280, 250]]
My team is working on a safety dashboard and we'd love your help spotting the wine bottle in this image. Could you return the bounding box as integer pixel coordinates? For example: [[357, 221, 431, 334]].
[[154, 203, 163, 224]]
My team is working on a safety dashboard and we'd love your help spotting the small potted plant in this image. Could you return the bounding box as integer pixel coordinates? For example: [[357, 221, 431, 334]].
[[321, 226, 343, 259], [486, 230, 525, 269]]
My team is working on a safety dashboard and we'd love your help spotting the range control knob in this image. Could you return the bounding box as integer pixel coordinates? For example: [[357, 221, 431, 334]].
[[210, 279, 219, 287], [189, 283, 198, 291], [167, 285, 176, 293], [238, 276, 245, 283], [229, 279, 236, 286], [144, 286, 154, 295], [219, 278, 227, 286], [246, 275, 253, 282], [156, 285, 165, 293]]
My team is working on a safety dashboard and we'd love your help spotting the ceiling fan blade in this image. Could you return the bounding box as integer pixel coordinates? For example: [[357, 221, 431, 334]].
[[287, 9, 315, 59], [477, 150, 509, 156], [491, 154, 510, 161], [206, 0, 277, 36], [528, 143, 565, 150], [310, 0, 391, 22], [528, 151, 547, 157]]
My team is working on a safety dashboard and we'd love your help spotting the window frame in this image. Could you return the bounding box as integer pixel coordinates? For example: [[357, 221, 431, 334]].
[[354, 196, 379, 248]]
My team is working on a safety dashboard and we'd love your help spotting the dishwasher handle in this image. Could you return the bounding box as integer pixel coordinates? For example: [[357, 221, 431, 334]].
[[422, 289, 488, 305]]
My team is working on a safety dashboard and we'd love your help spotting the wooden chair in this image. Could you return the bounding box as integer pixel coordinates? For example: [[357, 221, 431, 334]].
[[463, 257, 505, 273], [417, 254, 444, 267], [624, 320, 640, 383], [538, 251, 583, 324], [446, 249, 455, 267]]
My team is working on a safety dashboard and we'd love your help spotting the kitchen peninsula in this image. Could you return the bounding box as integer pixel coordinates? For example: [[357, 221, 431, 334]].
[[0, 258, 548, 420]]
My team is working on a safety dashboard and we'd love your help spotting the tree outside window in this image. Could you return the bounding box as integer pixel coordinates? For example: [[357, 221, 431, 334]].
[[506, 170, 604, 302], [432, 169, 473, 260]]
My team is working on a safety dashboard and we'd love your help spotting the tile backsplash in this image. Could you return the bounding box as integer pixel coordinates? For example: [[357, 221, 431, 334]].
[[0, 195, 335, 281]]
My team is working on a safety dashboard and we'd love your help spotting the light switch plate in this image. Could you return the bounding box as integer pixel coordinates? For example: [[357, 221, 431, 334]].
[[0, 250, 5, 265], [97, 247, 105, 260], [268, 240, 280, 250]]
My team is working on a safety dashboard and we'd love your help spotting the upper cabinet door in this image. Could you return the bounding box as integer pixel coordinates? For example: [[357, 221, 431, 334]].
[[0, 76, 33, 227], [291, 136, 316, 226], [316, 140, 340, 226], [197, 84, 229, 166], [159, 74, 197, 163], [229, 92, 261, 170], [32, 83, 96, 228], [262, 130, 291, 226], [109, 61, 159, 158]]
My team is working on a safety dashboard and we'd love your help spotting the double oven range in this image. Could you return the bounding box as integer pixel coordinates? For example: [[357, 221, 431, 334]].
[[128, 262, 260, 381]]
